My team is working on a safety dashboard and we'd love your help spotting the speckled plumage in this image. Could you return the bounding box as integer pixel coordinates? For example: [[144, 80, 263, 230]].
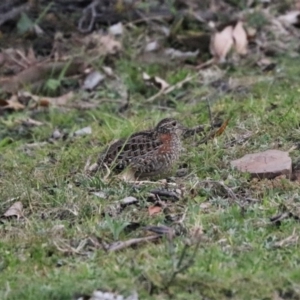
[[98, 118, 184, 179]]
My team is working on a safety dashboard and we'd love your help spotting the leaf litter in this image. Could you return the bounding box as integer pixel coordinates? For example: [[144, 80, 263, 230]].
[[2, 201, 23, 219]]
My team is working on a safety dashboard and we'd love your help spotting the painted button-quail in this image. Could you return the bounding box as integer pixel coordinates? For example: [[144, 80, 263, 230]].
[[98, 118, 185, 179]]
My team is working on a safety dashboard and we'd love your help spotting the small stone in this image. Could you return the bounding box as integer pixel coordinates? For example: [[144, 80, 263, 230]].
[[91, 290, 104, 300], [88, 163, 99, 172], [74, 126, 92, 136], [102, 292, 114, 300], [108, 22, 123, 36], [231, 149, 292, 179], [144, 41, 160, 52], [91, 191, 107, 199], [82, 71, 105, 90], [52, 129, 62, 139], [120, 196, 137, 205]]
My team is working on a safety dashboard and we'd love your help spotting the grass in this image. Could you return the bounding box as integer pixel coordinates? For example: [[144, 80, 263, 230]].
[[1, 47, 300, 300]]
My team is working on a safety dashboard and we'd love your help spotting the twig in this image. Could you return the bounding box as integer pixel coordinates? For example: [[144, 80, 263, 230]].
[[145, 73, 199, 103], [270, 212, 290, 223], [149, 189, 180, 201], [106, 235, 160, 252], [195, 118, 230, 145], [128, 180, 177, 187], [77, 0, 99, 33], [182, 125, 206, 139], [195, 58, 214, 70]]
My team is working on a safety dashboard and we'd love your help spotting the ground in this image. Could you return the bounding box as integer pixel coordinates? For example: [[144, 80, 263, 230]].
[[1, 2, 300, 300]]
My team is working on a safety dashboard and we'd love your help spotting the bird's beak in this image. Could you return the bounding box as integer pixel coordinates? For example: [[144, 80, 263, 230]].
[[176, 124, 185, 136]]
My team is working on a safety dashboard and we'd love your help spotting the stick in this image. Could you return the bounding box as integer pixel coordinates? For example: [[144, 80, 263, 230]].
[[145, 73, 198, 103]]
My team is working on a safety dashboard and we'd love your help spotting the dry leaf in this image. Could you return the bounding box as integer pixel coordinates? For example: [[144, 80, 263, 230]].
[[3, 201, 23, 219], [214, 118, 230, 137], [84, 34, 122, 56], [18, 91, 74, 107], [26, 47, 37, 65], [0, 60, 85, 93], [148, 206, 162, 216], [210, 26, 234, 62], [278, 11, 300, 26], [40, 91, 74, 107], [232, 21, 248, 55], [143, 72, 170, 91], [118, 168, 136, 181], [0, 95, 25, 111], [0, 47, 38, 74]]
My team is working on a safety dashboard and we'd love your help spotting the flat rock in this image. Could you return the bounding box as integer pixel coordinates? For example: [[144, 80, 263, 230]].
[[231, 149, 292, 179]]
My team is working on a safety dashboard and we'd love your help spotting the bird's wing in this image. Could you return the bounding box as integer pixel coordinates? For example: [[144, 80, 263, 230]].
[[99, 132, 162, 171]]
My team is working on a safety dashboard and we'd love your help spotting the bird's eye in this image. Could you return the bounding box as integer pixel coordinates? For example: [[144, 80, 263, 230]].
[[172, 121, 177, 127]]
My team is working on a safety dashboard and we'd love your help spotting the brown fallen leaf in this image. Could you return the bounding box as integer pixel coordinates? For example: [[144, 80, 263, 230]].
[[143, 72, 170, 91], [232, 21, 248, 55], [0, 47, 38, 75], [39, 92, 74, 107], [210, 25, 234, 62], [3, 201, 23, 219], [84, 34, 122, 56], [0, 60, 85, 93], [0, 95, 25, 111], [197, 118, 231, 145], [18, 91, 74, 107], [213, 118, 230, 137], [278, 11, 300, 26], [148, 205, 162, 216]]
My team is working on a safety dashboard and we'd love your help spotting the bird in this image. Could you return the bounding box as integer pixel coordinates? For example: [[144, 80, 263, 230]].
[[98, 118, 185, 179]]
